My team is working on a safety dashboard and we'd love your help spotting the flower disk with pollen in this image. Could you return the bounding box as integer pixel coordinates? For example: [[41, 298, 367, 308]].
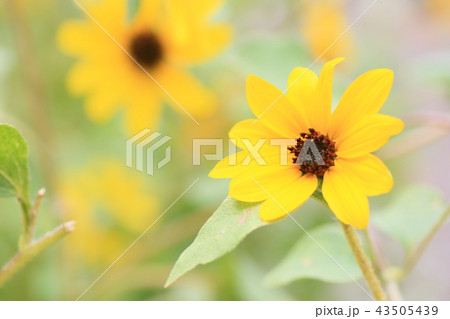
[[288, 128, 337, 177], [130, 32, 163, 68]]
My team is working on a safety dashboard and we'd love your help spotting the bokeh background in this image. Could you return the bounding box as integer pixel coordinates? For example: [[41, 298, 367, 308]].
[[0, 0, 449, 300]]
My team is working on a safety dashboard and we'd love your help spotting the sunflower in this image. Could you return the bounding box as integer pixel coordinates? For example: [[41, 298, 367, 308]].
[[426, 0, 450, 24], [58, 0, 232, 133], [59, 159, 158, 265], [209, 58, 403, 229], [301, 0, 354, 61]]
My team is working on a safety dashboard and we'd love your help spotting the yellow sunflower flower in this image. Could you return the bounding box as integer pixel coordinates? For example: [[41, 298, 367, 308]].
[[426, 0, 450, 24], [209, 58, 403, 229], [300, 0, 354, 61], [58, 159, 158, 265], [58, 0, 232, 133]]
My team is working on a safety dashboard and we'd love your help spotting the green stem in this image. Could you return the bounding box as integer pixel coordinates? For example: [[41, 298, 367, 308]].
[[341, 223, 388, 301], [25, 188, 46, 246], [363, 229, 403, 301], [312, 192, 388, 301], [403, 205, 450, 277], [362, 229, 382, 276], [18, 197, 32, 250], [0, 221, 75, 288]]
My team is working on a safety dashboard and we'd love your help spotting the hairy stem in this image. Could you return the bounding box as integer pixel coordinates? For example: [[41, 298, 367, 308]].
[[341, 223, 388, 301], [362, 229, 382, 276], [0, 222, 75, 288]]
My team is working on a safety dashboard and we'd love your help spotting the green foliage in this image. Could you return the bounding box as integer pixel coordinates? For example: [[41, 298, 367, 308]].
[[264, 224, 362, 287], [371, 185, 448, 254], [0, 124, 29, 202], [235, 35, 310, 88], [165, 197, 266, 287], [232, 254, 294, 300], [127, 0, 141, 22]]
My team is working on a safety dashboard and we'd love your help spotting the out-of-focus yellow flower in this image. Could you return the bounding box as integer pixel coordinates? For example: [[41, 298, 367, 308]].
[[300, 0, 354, 61], [59, 159, 158, 265], [426, 0, 450, 24], [209, 58, 403, 229], [58, 0, 232, 133]]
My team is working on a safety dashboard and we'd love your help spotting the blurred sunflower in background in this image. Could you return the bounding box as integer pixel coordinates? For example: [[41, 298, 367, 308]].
[[425, 0, 450, 24], [58, 0, 232, 133], [58, 159, 158, 266], [300, 0, 354, 61]]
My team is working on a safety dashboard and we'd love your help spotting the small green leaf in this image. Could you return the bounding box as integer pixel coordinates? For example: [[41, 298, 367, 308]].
[[127, 0, 141, 22], [165, 197, 266, 287], [264, 224, 362, 287], [371, 185, 448, 254], [0, 124, 29, 201]]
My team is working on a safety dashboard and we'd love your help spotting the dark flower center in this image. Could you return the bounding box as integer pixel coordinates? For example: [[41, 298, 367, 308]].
[[288, 128, 337, 177], [130, 32, 163, 68]]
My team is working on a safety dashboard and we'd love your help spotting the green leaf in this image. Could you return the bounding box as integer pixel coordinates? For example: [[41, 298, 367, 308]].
[[165, 197, 266, 287], [371, 184, 448, 254], [233, 253, 294, 300], [264, 224, 362, 287], [234, 35, 310, 89], [0, 124, 29, 201], [127, 0, 141, 22]]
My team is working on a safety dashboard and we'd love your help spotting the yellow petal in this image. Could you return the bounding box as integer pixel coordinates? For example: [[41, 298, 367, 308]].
[[66, 62, 95, 95], [59, 1, 127, 48], [246, 75, 308, 137], [209, 151, 257, 179], [132, 0, 161, 30], [229, 165, 301, 202], [229, 119, 284, 149], [84, 0, 127, 32], [155, 64, 216, 119], [161, 0, 231, 64], [259, 173, 318, 222], [322, 167, 369, 229], [334, 155, 393, 196], [329, 69, 394, 139], [301, 0, 353, 62], [209, 148, 282, 179], [286, 67, 319, 128], [192, 0, 226, 17], [58, 21, 125, 59], [336, 114, 404, 158], [58, 20, 91, 56], [124, 94, 162, 134], [164, 0, 225, 22], [166, 24, 232, 64], [84, 85, 121, 123], [191, 24, 232, 63], [311, 57, 344, 133]]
